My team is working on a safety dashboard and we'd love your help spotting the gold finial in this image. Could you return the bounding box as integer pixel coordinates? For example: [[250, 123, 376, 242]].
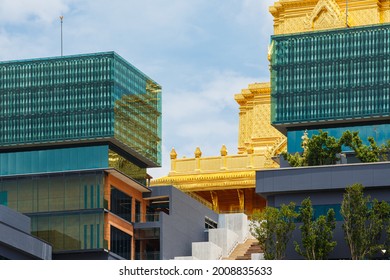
[[220, 145, 228, 156], [194, 147, 202, 158], [170, 148, 177, 160]]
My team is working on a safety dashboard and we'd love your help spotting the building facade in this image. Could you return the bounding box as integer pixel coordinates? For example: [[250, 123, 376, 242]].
[[0, 52, 163, 259], [253, 0, 390, 259], [270, 0, 390, 153]]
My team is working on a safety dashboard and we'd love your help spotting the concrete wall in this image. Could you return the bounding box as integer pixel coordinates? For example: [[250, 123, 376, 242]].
[[146, 186, 219, 260], [0, 205, 52, 260], [191, 242, 222, 260], [218, 213, 249, 243], [208, 228, 238, 258], [257, 162, 390, 198]]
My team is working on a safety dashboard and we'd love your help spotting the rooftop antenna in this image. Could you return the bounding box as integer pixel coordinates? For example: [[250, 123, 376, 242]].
[[60, 15, 64, 56]]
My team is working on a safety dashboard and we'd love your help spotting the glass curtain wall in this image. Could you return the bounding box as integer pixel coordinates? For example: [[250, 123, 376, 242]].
[[271, 23, 390, 125]]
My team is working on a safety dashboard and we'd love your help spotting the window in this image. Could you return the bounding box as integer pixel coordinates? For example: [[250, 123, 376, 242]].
[[111, 226, 132, 260], [0, 191, 7, 206], [110, 187, 132, 222], [205, 217, 218, 229], [135, 200, 141, 222]]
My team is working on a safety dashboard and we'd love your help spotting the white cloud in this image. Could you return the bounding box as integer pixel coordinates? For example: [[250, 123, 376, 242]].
[[161, 71, 258, 157], [0, 0, 276, 179], [0, 0, 72, 24]]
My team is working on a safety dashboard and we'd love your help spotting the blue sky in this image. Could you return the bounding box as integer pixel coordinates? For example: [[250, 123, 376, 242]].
[[0, 0, 275, 177]]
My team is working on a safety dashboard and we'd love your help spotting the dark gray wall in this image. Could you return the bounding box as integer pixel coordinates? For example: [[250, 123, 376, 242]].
[[146, 186, 218, 260], [0, 205, 52, 260], [256, 162, 390, 259], [257, 162, 390, 198]]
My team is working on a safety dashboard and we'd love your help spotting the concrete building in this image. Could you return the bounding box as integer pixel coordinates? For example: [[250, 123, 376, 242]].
[[0, 205, 52, 260]]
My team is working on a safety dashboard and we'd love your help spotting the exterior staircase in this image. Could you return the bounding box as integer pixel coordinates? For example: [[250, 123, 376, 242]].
[[223, 238, 261, 260]]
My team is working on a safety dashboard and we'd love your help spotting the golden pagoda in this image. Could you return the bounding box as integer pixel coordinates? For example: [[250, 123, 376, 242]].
[[151, 83, 286, 215], [270, 0, 390, 35], [152, 0, 390, 215]]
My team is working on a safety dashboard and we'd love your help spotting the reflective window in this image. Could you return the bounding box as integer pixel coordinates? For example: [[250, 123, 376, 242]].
[[0, 146, 109, 176], [271, 24, 390, 124], [0, 52, 162, 166], [0, 171, 104, 214], [110, 226, 132, 260], [30, 211, 104, 252], [110, 187, 132, 222]]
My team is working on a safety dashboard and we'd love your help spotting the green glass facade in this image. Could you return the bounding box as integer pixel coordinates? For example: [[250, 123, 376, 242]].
[[0, 52, 161, 259], [271, 23, 390, 126], [0, 172, 104, 213], [0, 146, 108, 176], [0, 52, 161, 166], [0, 171, 105, 252]]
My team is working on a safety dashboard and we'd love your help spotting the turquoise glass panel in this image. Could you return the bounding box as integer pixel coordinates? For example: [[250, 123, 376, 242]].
[[271, 24, 390, 125], [0, 145, 109, 176], [287, 124, 390, 153], [0, 191, 7, 206], [0, 171, 104, 213], [0, 52, 161, 166], [30, 211, 104, 252]]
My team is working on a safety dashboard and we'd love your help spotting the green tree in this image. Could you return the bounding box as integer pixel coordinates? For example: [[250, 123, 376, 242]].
[[305, 131, 342, 165], [250, 203, 298, 260], [340, 130, 382, 162], [294, 198, 336, 260], [282, 130, 342, 167], [282, 130, 390, 167], [341, 183, 390, 259]]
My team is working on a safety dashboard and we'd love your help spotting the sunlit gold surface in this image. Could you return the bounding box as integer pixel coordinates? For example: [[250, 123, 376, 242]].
[[152, 83, 286, 215], [271, 0, 390, 35]]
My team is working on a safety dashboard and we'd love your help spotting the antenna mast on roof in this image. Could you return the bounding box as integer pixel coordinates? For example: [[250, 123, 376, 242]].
[[60, 16, 64, 56]]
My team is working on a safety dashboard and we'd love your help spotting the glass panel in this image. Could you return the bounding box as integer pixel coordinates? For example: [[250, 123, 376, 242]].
[[0, 146, 109, 176], [108, 149, 147, 185], [110, 226, 132, 260], [0, 52, 162, 167], [0, 191, 7, 206], [30, 211, 104, 252], [110, 186, 132, 223], [271, 24, 390, 125]]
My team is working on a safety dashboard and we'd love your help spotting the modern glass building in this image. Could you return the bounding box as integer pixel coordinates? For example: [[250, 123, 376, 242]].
[[270, 23, 390, 153], [0, 52, 163, 259], [0, 51, 162, 167]]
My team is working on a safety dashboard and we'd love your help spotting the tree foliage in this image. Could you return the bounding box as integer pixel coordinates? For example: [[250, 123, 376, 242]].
[[339, 131, 380, 162], [281, 130, 342, 167], [294, 198, 336, 260], [282, 130, 390, 167], [250, 203, 298, 260], [340, 183, 390, 260]]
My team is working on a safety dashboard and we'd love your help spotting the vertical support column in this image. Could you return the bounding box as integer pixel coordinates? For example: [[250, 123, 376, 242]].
[[237, 189, 245, 213], [210, 191, 219, 213]]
